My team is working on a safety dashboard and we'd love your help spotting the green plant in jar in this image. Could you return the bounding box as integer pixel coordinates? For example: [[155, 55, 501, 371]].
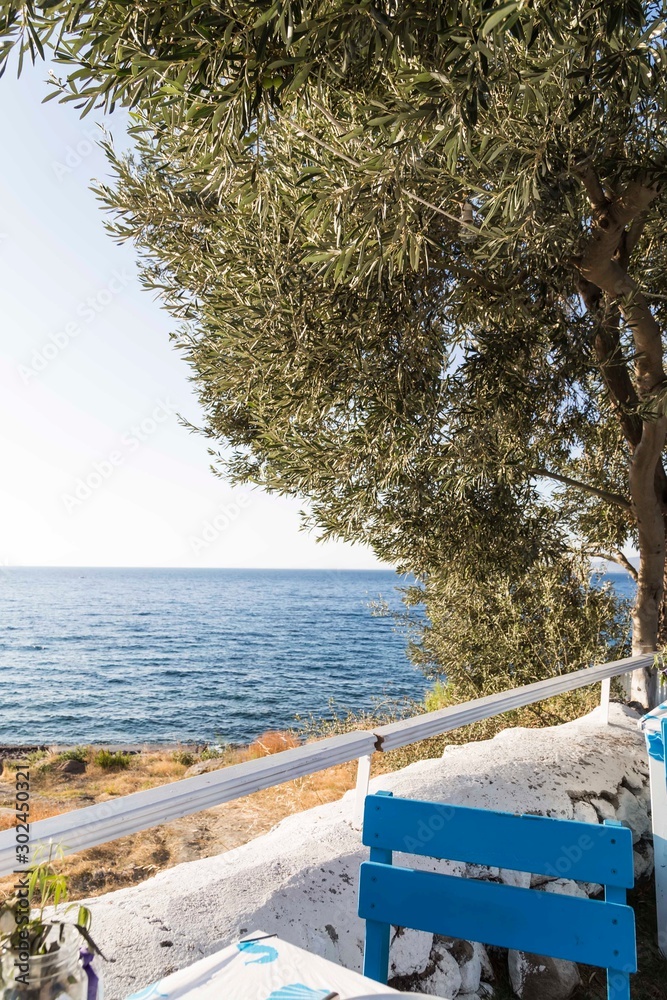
[[0, 862, 103, 1000]]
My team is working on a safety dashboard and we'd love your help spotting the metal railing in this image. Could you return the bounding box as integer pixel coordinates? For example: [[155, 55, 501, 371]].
[[0, 653, 653, 877]]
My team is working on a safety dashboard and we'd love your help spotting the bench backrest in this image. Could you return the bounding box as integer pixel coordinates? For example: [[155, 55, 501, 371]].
[[358, 791, 636, 1000]]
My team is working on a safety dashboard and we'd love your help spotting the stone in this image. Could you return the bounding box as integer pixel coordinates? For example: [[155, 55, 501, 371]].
[[629, 777, 651, 810], [499, 869, 530, 889], [621, 761, 649, 796], [539, 878, 587, 899], [580, 881, 602, 898], [530, 875, 602, 895], [389, 927, 433, 978], [56, 758, 86, 775], [615, 787, 650, 843], [529, 873, 551, 887], [466, 864, 500, 881], [184, 758, 225, 777], [479, 946, 493, 981], [436, 937, 492, 990], [508, 950, 581, 1000], [571, 800, 598, 826], [633, 840, 654, 880], [426, 946, 463, 998], [457, 940, 486, 993], [588, 796, 616, 823], [80, 703, 649, 999]]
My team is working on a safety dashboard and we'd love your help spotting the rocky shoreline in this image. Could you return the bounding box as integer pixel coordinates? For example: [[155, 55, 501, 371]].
[[0, 743, 203, 760]]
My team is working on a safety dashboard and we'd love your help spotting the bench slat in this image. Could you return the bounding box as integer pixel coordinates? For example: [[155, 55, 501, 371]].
[[359, 862, 637, 971], [362, 794, 634, 887]]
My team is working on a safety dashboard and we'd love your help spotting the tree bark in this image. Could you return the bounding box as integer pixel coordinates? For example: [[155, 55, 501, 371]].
[[628, 418, 666, 705], [577, 173, 665, 706]]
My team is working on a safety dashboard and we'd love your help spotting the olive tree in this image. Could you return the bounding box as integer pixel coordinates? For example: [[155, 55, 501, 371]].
[[3, 1, 665, 700]]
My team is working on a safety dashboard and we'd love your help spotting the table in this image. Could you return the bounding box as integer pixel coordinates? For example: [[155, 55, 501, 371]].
[[124, 931, 412, 999]]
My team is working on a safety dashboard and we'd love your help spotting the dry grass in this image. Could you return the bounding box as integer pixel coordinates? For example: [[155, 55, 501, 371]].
[[0, 733, 358, 902]]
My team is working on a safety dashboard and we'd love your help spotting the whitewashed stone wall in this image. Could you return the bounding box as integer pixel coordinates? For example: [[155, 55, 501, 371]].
[[87, 704, 652, 999]]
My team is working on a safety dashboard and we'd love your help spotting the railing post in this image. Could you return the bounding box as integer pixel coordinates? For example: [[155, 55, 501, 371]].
[[600, 677, 611, 724], [353, 754, 372, 830]]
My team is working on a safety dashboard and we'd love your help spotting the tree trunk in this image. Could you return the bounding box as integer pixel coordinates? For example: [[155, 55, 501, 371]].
[[628, 430, 666, 709], [576, 172, 665, 707], [629, 463, 664, 705]]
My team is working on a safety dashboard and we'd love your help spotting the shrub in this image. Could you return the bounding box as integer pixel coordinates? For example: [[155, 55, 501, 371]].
[[2, 750, 49, 768], [57, 747, 90, 764], [295, 675, 617, 775], [172, 750, 195, 767], [247, 730, 300, 759], [407, 556, 630, 704], [93, 749, 132, 771], [36, 756, 58, 774], [199, 746, 223, 762]]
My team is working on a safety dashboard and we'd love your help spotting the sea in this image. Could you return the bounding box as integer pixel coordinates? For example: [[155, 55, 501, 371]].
[[0, 568, 425, 745], [0, 567, 636, 746]]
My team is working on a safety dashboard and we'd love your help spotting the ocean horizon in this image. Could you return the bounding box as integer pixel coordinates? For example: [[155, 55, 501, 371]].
[[1, 566, 635, 746], [1, 567, 425, 745]]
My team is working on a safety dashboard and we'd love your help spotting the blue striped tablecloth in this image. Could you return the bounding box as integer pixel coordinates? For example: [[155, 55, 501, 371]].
[[124, 931, 407, 1000]]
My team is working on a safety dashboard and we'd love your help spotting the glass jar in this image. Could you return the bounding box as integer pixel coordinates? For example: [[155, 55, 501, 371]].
[[0, 926, 89, 1000]]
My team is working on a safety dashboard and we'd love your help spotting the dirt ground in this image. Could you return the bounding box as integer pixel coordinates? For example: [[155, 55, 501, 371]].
[[0, 733, 360, 900]]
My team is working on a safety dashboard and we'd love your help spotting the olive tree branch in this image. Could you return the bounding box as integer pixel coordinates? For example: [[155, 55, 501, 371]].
[[531, 468, 632, 511], [586, 549, 639, 582]]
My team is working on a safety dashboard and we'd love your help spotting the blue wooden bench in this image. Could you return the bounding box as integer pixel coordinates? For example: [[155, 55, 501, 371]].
[[358, 791, 637, 1000]]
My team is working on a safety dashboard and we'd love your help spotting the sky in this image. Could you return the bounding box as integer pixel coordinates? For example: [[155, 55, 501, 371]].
[[0, 62, 386, 570]]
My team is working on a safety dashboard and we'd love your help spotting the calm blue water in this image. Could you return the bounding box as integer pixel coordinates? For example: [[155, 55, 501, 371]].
[[607, 570, 636, 603], [0, 567, 637, 745], [0, 568, 424, 744]]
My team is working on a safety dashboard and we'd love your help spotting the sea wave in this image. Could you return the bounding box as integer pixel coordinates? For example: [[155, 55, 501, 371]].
[[0, 567, 421, 744]]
